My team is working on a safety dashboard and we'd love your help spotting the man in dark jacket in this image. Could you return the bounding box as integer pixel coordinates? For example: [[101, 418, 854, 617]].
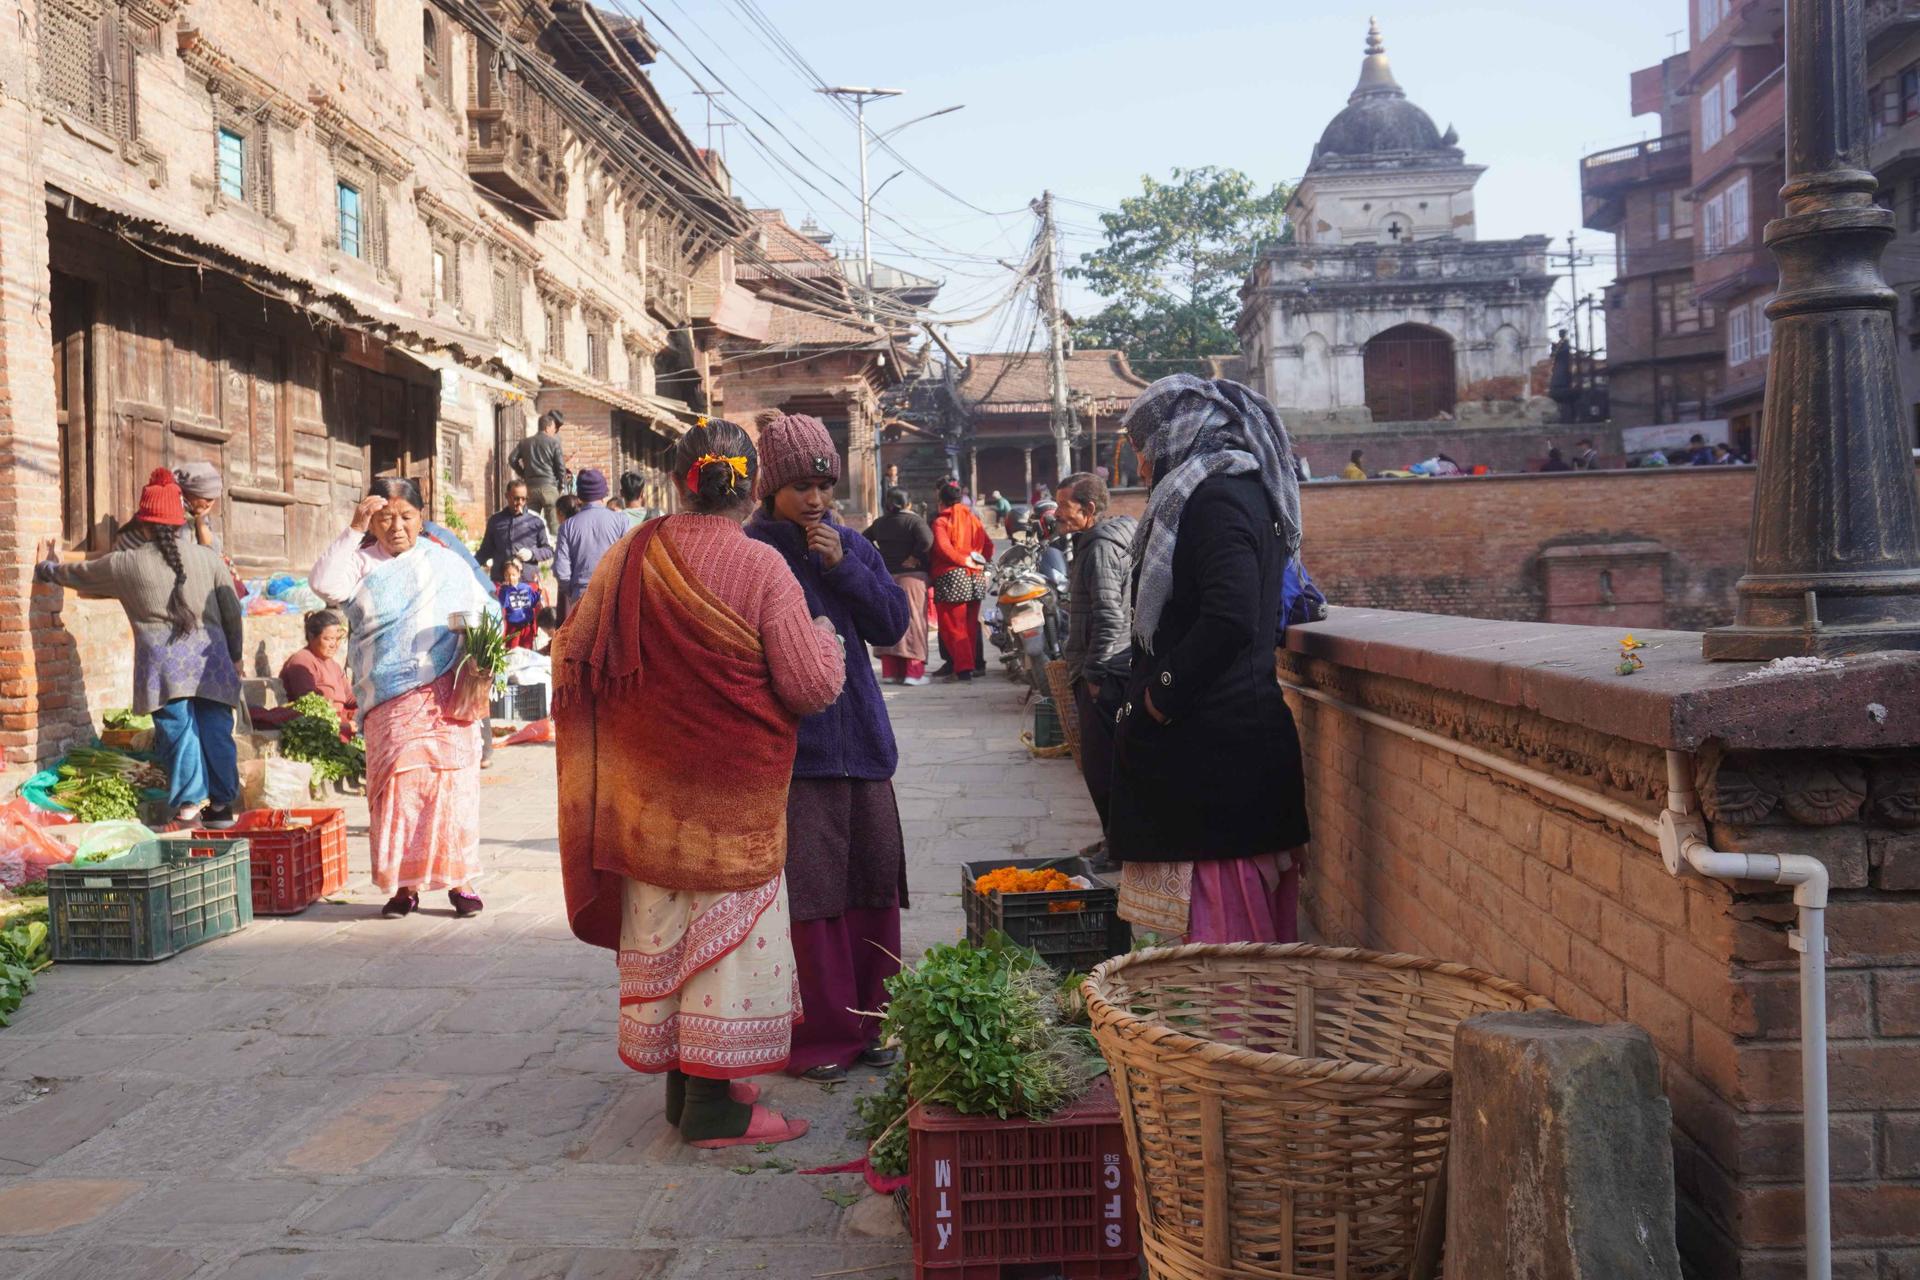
[[1055, 472, 1136, 849], [474, 480, 554, 584], [509, 410, 568, 533]]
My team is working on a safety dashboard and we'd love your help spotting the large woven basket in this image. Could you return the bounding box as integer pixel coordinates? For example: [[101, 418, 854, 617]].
[[1085, 943, 1550, 1280], [1044, 659, 1082, 764]]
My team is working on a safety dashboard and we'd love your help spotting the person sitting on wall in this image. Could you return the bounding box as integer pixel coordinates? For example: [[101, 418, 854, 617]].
[[1685, 433, 1716, 466], [1572, 438, 1601, 470], [1542, 446, 1573, 473], [1341, 449, 1367, 480], [279, 607, 358, 735]]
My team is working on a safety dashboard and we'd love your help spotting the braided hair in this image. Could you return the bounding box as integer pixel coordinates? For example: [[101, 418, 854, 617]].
[[675, 419, 758, 515], [147, 523, 198, 639]]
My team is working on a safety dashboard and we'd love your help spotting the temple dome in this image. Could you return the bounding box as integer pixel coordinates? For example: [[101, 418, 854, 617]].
[[1311, 18, 1458, 166]]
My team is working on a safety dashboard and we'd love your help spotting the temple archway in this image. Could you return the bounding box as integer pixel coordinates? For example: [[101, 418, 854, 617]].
[[1364, 323, 1457, 421]]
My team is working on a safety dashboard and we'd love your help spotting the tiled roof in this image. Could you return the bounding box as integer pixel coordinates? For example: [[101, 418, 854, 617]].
[[959, 349, 1149, 409], [751, 209, 834, 264], [761, 298, 885, 348]]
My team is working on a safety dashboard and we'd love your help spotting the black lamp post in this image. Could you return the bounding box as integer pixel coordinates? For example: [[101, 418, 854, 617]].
[[1704, 0, 1920, 659]]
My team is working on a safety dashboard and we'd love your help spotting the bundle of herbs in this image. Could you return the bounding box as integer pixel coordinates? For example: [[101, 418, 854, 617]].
[[49, 747, 161, 822], [855, 935, 1106, 1178], [463, 612, 510, 692], [278, 693, 367, 784]]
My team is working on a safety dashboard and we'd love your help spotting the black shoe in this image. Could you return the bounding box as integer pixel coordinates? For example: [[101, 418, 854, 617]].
[[859, 1043, 898, 1069], [957, 670, 975, 682], [199, 804, 238, 829], [931, 663, 955, 678], [799, 1064, 848, 1084]]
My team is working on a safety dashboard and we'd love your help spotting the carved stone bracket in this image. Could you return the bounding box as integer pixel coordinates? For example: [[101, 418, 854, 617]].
[[1697, 743, 1915, 828], [177, 29, 308, 126], [534, 269, 581, 308], [307, 90, 413, 179]]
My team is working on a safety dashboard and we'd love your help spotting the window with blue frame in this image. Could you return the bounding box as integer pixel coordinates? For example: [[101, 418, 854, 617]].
[[216, 128, 246, 202], [337, 182, 363, 259]]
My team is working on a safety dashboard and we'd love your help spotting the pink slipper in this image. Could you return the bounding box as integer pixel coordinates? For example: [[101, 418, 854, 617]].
[[687, 1104, 810, 1149], [729, 1081, 762, 1106]]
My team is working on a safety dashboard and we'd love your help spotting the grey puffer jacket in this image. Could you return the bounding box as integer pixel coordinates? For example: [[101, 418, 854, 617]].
[[1064, 514, 1137, 684]]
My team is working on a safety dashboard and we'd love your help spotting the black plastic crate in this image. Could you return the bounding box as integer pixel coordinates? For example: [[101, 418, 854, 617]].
[[48, 836, 253, 963], [961, 856, 1130, 974], [488, 682, 548, 722]]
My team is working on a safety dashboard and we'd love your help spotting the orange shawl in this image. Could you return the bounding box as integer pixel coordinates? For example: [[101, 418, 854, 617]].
[[554, 517, 800, 951]]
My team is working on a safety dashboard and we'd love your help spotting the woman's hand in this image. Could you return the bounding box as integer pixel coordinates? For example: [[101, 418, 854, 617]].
[[807, 522, 846, 570], [350, 495, 387, 532], [1144, 688, 1168, 724]]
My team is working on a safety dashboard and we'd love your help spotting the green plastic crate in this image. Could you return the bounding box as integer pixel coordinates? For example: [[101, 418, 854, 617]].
[[1033, 696, 1065, 749], [47, 837, 253, 963]]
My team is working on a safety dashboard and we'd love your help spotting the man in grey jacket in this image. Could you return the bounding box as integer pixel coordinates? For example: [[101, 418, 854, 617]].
[[1055, 473, 1136, 854]]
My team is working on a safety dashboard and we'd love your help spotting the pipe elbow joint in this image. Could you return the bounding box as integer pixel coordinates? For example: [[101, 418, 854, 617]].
[[1777, 855, 1831, 910]]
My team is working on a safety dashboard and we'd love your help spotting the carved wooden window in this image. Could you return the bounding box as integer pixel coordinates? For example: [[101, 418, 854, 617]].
[[329, 153, 387, 269], [543, 293, 566, 360], [624, 198, 644, 273], [40, 0, 135, 141], [340, 0, 374, 44], [422, 7, 449, 105], [490, 253, 525, 343], [429, 232, 461, 307], [336, 182, 364, 259], [585, 314, 609, 381], [211, 106, 273, 216], [584, 180, 608, 251], [627, 344, 651, 397]]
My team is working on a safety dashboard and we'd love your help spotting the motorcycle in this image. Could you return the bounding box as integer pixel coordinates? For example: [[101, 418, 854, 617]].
[[988, 520, 1069, 697]]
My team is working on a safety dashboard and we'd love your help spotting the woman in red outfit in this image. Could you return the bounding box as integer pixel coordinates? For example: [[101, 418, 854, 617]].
[[930, 480, 993, 681]]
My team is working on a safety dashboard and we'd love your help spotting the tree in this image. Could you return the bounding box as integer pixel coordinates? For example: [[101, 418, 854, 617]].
[[1067, 166, 1291, 380]]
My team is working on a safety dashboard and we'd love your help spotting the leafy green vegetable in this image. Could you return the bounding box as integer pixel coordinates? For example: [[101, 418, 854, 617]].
[[854, 1061, 912, 1178], [51, 773, 140, 822], [464, 612, 509, 691], [821, 1187, 861, 1208], [278, 693, 366, 784], [0, 921, 50, 1026]]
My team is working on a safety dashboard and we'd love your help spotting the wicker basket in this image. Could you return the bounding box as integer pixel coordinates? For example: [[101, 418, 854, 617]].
[[1085, 943, 1550, 1280], [1044, 658, 1082, 765]]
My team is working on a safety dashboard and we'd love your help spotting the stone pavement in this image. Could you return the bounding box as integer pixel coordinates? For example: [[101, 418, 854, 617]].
[[1, 672, 1101, 1280]]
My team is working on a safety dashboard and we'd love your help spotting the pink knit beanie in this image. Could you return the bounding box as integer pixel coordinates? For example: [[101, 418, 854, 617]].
[[754, 412, 840, 500]]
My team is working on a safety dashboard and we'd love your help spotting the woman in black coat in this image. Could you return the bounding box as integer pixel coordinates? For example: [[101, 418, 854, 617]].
[[1107, 375, 1309, 944]]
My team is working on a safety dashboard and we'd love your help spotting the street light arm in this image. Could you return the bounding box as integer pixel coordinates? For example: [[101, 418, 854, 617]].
[[870, 171, 905, 204], [876, 104, 964, 142]]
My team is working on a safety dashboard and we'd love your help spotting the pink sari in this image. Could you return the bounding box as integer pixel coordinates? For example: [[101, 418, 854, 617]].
[[365, 669, 484, 894], [1118, 852, 1300, 944]]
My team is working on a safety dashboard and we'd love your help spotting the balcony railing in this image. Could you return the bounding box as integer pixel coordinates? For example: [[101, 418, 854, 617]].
[[1581, 134, 1689, 172], [467, 57, 568, 221]]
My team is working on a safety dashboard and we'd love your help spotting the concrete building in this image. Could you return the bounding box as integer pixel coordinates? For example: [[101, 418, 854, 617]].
[[1581, 53, 1727, 433], [1238, 20, 1555, 434], [4, 0, 739, 770]]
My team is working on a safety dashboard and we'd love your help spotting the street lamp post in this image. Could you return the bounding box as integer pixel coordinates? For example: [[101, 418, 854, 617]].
[[1703, 0, 1920, 659]]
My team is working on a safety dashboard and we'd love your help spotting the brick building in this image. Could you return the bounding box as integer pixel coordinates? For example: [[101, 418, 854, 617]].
[[2, 0, 739, 771], [956, 348, 1147, 501], [1582, 53, 1726, 433]]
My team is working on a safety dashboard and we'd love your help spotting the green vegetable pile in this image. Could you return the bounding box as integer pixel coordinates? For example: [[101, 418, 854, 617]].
[[48, 746, 164, 821], [278, 693, 366, 784], [464, 612, 509, 691], [0, 919, 50, 1026], [854, 935, 1107, 1178]]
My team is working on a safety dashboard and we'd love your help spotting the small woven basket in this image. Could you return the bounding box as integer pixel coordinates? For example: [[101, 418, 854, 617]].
[[1085, 942, 1550, 1280], [1044, 659, 1082, 765]]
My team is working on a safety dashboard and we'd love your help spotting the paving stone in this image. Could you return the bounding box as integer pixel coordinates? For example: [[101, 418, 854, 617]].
[[565, 1084, 675, 1166], [269, 1035, 418, 1080], [659, 1242, 910, 1280], [633, 1173, 840, 1241], [0, 1079, 155, 1174], [76, 988, 296, 1037], [0, 1178, 145, 1237], [207, 1244, 490, 1280], [111, 1178, 321, 1238], [406, 1034, 553, 1076], [289, 1178, 489, 1241], [425, 1077, 617, 1170], [135, 1031, 292, 1079], [280, 1080, 453, 1174], [0, 1033, 180, 1081], [476, 1178, 652, 1242], [51, 1079, 338, 1175], [489, 1246, 679, 1280], [433, 988, 568, 1034], [22, 1243, 205, 1280], [840, 1191, 909, 1240], [0, 984, 137, 1036], [274, 988, 446, 1037]]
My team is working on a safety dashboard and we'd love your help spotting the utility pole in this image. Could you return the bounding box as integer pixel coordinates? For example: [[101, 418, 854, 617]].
[[817, 86, 902, 318], [1033, 191, 1072, 484], [1549, 233, 1596, 355]]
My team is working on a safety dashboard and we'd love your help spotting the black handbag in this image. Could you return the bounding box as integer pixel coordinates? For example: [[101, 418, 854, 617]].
[[933, 567, 984, 604]]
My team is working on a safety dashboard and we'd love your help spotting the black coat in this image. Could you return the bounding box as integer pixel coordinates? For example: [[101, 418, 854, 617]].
[[1108, 472, 1310, 864]]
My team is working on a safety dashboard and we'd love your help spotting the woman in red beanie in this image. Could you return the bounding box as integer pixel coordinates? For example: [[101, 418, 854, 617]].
[[34, 468, 245, 825]]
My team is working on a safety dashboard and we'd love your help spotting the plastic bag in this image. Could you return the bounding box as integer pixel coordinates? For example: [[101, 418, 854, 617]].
[[18, 771, 69, 814], [61, 820, 154, 866], [502, 718, 554, 746], [0, 798, 73, 887], [241, 757, 313, 810]]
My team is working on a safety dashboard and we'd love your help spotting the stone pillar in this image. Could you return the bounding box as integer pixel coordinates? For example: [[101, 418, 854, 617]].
[[1449, 1011, 1682, 1279], [0, 20, 68, 777], [1022, 447, 1034, 502], [843, 393, 876, 526]]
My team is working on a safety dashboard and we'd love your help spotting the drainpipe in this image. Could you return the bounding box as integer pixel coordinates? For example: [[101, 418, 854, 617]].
[[1658, 750, 1831, 1280]]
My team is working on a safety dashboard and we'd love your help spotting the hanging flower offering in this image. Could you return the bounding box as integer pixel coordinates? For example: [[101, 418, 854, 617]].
[[1617, 633, 1646, 676]]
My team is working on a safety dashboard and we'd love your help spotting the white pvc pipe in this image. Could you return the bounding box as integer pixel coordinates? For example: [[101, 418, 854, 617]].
[[1281, 680, 1834, 1280]]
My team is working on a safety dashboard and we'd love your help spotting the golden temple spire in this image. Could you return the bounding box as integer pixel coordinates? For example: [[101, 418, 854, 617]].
[[1353, 16, 1403, 99]]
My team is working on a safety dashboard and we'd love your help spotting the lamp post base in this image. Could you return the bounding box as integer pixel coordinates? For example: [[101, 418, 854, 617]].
[[1702, 619, 1920, 661]]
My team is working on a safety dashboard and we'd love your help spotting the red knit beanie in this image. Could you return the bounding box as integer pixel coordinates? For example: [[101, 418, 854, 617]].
[[134, 467, 187, 526], [754, 413, 840, 501]]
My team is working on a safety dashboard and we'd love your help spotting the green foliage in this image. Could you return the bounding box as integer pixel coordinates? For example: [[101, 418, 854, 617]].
[[878, 935, 1104, 1124], [440, 485, 470, 537], [51, 773, 140, 822], [0, 920, 50, 1026], [1068, 166, 1292, 379], [464, 613, 509, 691], [278, 693, 366, 784], [854, 1061, 912, 1178]]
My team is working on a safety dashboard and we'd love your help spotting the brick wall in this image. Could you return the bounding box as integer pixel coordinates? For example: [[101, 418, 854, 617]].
[[1281, 614, 1920, 1277]]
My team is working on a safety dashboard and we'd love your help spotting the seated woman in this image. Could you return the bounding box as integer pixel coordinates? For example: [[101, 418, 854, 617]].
[[311, 478, 498, 919], [279, 608, 357, 733]]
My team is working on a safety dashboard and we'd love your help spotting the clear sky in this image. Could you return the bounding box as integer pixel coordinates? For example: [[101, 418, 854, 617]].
[[617, 0, 1692, 352]]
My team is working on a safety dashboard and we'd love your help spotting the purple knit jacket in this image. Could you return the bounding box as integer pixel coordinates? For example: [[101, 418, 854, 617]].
[[745, 509, 910, 780]]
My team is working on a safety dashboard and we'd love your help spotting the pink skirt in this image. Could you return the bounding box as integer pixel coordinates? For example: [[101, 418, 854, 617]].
[[874, 573, 929, 663], [365, 672, 484, 894], [1118, 851, 1300, 944]]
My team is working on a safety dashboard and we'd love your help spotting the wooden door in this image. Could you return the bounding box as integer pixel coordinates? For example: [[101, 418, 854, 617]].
[[50, 273, 94, 546], [1363, 324, 1457, 422]]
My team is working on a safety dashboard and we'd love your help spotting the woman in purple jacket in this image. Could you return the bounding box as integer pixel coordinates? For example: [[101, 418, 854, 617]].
[[746, 413, 911, 1082]]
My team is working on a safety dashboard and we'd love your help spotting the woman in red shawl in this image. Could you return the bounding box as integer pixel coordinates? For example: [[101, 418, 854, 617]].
[[930, 480, 994, 680], [555, 420, 845, 1147]]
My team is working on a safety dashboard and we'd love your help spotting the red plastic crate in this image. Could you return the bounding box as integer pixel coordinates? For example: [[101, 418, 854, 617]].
[[197, 808, 348, 915], [908, 1076, 1140, 1280]]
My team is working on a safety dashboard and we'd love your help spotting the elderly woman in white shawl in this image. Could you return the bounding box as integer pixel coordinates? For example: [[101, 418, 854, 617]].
[[1105, 374, 1311, 944]]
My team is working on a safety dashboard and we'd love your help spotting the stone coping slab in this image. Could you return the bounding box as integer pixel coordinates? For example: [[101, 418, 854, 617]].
[[1283, 607, 1920, 751]]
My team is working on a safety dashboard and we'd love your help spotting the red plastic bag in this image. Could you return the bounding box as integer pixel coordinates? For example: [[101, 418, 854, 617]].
[[502, 717, 554, 746], [0, 797, 74, 887]]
